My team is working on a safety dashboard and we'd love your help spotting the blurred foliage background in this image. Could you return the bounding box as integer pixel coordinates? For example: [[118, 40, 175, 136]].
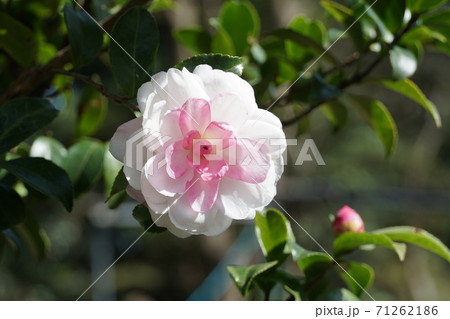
[[0, 0, 449, 300]]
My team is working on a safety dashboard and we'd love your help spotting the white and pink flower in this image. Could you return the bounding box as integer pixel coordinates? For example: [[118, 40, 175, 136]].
[[110, 65, 286, 237]]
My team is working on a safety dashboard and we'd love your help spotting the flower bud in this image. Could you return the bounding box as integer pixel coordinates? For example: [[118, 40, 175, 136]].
[[332, 205, 364, 235]]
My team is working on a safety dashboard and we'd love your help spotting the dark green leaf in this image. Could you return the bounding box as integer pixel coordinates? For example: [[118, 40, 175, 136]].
[[348, 95, 398, 157], [173, 27, 212, 54], [290, 242, 333, 278], [373, 78, 441, 127], [104, 150, 127, 208], [63, 4, 103, 68], [389, 46, 418, 80], [175, 54, 246, 76], [0, 13, 36, 66], [374, 226, 450, 262], [30, 136, 67, 167], [219, 0, 260, 55], [0, 183, 26, 230], [339, 261, 374, 297], [109, 7, 159, 97], [0, 97, 59, 155], [255, 209, 294, 263], [407, 0, 446, 13], [14, 211, 49, 260], [269, 29, 341, 68], [62, 140, 105, 197], [422, 9, 450, 27], [273, 270, 304, 301], [320, 99, 348, 130], [132, 204, 166, 233], [0, 158, 73, 211], [373, 0, 406, 33], [334, 232, 406, 261], [227, 261, 278, 296], [319, 288, 360, 301], [77, 88, 108, 136]]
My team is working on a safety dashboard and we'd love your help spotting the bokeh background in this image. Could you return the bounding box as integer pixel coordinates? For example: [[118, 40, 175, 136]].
[[0, 0, 449, 300]]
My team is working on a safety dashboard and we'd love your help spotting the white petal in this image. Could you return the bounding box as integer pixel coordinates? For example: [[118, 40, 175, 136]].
[[124, 164, 142, 190], [109, 117, 143, 161], [144, 153, 194, 197], [166, 68, 208, 109], [148, 209, 191, 238], [140, 171, 175, 214], [137, 71, 168, 114], [193, 65, 258, 112], [209, 94, 249, 129]]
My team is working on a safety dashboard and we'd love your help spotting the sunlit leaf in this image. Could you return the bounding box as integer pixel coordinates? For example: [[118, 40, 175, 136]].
[[339, 261, 374, 297], [320, 99, 348, 131], [227, 261, 278, 296]]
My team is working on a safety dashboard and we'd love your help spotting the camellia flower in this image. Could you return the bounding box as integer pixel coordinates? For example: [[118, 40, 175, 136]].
[[332, 205, 365, 235], [110, 65, 286, 237]]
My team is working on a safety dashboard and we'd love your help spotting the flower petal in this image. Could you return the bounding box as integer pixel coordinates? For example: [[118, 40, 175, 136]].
[[179, 98, 211, 136], [203, 121, 236, 149], [109, 117, 143, 162], [209, 94, 249, 129], [145, 153, 194, 197], [226, 138, 270, 184], [186, 176, 220, 212], [165, 140, 190, 179]]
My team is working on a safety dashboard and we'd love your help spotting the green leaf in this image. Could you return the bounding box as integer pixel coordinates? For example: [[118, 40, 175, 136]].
[[374, 226, 450, 263], [389, 46, 418, 80], [77, 88, 108, 136], [219, 0, 260, 55], [62, 140, 105, 197], [255, 209, 294, 263], [227, 261, 278, 296], [132, 204, 166, 233], [0, 183, 26, 230], [30, 136, 68, 167], [104, 150, 127, 208], [401, 26, 447, 45], [0, 157, 73, 211], [334, 232, 407, 261], [109, 7, 159, 97], [291, 242, 334, 278], [373, 78, 441, 127], [319, 288, 360, 301], [0, 97, 59, 155], [210, 22, 235, 55], [173, 27, 212, 54], [269, 29, 341, 68], [63, 4, 103, 68], [14, 211, 49, 260], [175, 54, 246, 76], [320, 99, 348, 131], [373, 0, 406, 33], [339, 261, 374, 297], [149, 0, 175, 12], [422, 9, 450, 27], [348, 95, 398, 157], [273, 270, 304, 301], [0, 12, 36, 66], [407, 0, 446, 13]]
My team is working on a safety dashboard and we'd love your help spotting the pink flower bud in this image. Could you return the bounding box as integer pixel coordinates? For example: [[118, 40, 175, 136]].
[[332, 205, 365, 235]]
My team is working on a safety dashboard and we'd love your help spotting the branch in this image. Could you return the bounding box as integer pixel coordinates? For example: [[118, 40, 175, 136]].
[[0, 0, 151, 107], [52, 69, 138, 111]]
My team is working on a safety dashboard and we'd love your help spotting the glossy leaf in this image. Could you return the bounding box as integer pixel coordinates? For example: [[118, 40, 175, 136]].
[[30, 136, 68, 167], [227, 261, 278, 296], [62, 140, 105, 197], [389, 46, 417, 80], [349, 95, 398, 157], [109, 7, 159, 97], [0, 13, 36, 66], [255, 209, 294, 263], [407, 0, 446, 13], [334, 232, 407, 261], [291, 242, 333, 278], [0, 157, 73, 211], [274, 270, 304, 301], [173, 27, 211, 54], [0, 98, 59, 155], [372, 0, 406, 33], [175, 54, 246, 76], [219, 0, 260, 55], [339, 261, 374, 297], [374, 226, 450, 262], [77, 88, 108, 137], [0, 183, 26, 230], [373, 78, 441, 127], [320, 99, 348, 130], [104, 151, 127, 209], [63, 4, 103, 68], [132, 204, 166, 233]]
